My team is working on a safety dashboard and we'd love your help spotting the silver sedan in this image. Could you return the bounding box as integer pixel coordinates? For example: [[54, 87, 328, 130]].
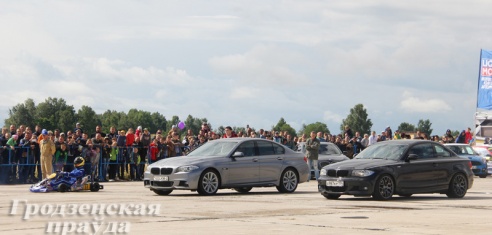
[[144, 138, 310, 195]]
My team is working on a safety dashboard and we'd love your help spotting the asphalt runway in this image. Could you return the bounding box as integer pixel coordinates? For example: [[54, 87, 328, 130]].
[[1, 177, 491, 235]]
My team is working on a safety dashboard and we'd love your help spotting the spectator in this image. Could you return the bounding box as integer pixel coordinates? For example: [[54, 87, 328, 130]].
[[223, 126, 237, 138], [284, 134, 296, 150], [368, 131, 377, 146], [344, 125, 353, 139], [273, 131, 282, 143], [456, 130, 466, 143], [108, 138, 118, 181], [40, 129, 56, 179], [54, 143, 68, 172], [305, 131, 320, 181], [465, 127, 473, 144], [385, 126, 393, 140], [91, 125, 106, 138], [172, 132, 184, 156], [74, 123, 83, 134], [361, 133, 369, 149], [317, 132, 326, 142], [445, 129, 455, 143]]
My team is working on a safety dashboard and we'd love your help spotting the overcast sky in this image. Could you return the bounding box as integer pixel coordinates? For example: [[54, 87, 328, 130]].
[[1, 0, 491, 135]]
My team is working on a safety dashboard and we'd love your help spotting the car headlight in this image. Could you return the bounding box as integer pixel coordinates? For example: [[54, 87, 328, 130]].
[[351, 170, 375, 177], [320, 169, 327, 176], [175, 165, 199, 173]]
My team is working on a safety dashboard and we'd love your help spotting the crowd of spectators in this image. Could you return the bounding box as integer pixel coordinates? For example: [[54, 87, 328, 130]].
[[0, 122, 474, 185]]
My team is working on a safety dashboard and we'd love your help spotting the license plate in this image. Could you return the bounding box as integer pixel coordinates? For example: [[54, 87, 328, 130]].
[[326, 180, 344, 187], [472, 166, 477, 169], [154, 176, 169, 181]]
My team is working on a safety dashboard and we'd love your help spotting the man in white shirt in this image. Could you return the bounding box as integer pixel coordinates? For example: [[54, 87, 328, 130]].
[[368, 131, 378, 146]]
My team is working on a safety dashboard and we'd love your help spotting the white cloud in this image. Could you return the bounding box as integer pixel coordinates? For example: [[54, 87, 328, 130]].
[[323, 111, 344, 123], [400, 92, 452, 113]]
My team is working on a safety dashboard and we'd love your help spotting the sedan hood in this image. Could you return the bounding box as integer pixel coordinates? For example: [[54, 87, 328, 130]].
[[149, 156, 222, 168], [325, 159, 397, 170]]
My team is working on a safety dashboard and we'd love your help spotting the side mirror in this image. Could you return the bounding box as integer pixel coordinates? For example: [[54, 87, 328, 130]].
[[232, 152, 244, 159], [406, 154, 419, 162]]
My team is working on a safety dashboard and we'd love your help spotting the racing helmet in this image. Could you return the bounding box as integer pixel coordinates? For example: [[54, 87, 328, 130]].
[[74, 156, 85, 168]]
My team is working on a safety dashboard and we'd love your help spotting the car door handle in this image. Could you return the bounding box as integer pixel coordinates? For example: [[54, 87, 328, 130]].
[[253, 158, 258, 162], [277, 157, 283, 160]]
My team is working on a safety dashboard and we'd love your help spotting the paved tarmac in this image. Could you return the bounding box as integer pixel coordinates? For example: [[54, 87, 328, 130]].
[[1, 177, 491, 235]]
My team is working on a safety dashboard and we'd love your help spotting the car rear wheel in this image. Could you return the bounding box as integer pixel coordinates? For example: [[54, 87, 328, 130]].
[[372, 175, 394, 200], [276, 168, 298, 193], [233, 187, 253, 193], [197, 170, 220, 196], [446, 173, 468, 198], [58, 184, 69, 192], [90, 182, 100, 192], [152, 189, 173, 195], [323, 193, 341, 200]]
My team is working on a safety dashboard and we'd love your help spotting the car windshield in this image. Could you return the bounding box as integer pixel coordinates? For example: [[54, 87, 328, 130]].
[[319, 144, 342, 155], [447, 145, 477, 155], [354, 144, 408, 160], [187, 141, 238, 157]]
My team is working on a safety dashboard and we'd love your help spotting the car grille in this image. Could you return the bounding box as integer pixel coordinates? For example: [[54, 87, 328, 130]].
[[151, 181, 174, 187], [150, 167, 174, 175], [327, 169, 350, 177]]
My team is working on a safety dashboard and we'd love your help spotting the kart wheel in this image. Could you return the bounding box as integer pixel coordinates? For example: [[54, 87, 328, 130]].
[[90, 183, 100, 192], [58, 184, 69, 192], [323, 193, 341, 200]]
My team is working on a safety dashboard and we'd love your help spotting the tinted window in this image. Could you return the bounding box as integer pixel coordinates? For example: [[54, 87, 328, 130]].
[[434, 145, 451, 158], [273, 142, 285, 154], [235, 141, 256, 157], [257, 141, 275, 155], [408, 144, 436, 159], [319, 143, 342, 155]]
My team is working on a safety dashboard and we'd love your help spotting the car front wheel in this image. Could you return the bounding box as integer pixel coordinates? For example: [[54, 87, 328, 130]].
[[276, 168, 298, 193], [446, 173, 468, 198], [152, 189, 173, 195], [233, 187, 253, 193], [323, 193, 341, 200], [197, 170, 220, 196], [372, 174, 394, 200]]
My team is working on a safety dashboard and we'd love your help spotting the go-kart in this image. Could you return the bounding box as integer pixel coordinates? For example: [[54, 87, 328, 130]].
[[30, 171, 103, 193]]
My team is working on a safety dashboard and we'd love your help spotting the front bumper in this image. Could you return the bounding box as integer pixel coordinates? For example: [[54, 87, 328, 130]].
[[143, 170, 202, 191], [472, 165, 488, 177], [317, 176, 376, 196]]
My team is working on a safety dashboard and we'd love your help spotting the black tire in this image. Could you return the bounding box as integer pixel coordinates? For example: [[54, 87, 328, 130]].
[[90, 183, 100, 192], [446, 173, 468, 198], [197, 170, 220, 196], [323, 194, 341, 200], [276, 168, 299, 193], [233, 187, 253, 193], [152, 189, 173, 195], [479, 174, 487, 178], [372, 174, 394, 200], [58, 184, 68, 192]]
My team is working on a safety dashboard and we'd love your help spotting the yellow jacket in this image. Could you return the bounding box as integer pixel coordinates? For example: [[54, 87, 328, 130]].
[[40, 139, 56, 158]]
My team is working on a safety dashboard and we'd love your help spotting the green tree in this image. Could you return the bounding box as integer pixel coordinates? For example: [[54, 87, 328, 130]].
[[100, 110, 124, 133], [76, 105, 99, 136], [35, 97, 76, 132], [151, 112, 167, 133], [340, 104, 373, 135], [273, 118, 297, 137], [417, 119, 433, 137], [397, 122, 416, 133], [4, 98, 37, 128], [299, 122, 330, 136]]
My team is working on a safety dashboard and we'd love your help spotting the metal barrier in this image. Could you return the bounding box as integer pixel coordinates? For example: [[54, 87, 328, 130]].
[[0, 145, 167, 184]]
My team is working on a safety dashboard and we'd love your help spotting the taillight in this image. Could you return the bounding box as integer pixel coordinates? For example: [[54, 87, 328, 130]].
[[303, 156, 307, 163], [468, 160, 472, 169]]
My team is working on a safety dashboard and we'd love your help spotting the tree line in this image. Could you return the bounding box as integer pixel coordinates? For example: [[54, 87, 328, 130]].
[[4, 98, 437, 137]]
